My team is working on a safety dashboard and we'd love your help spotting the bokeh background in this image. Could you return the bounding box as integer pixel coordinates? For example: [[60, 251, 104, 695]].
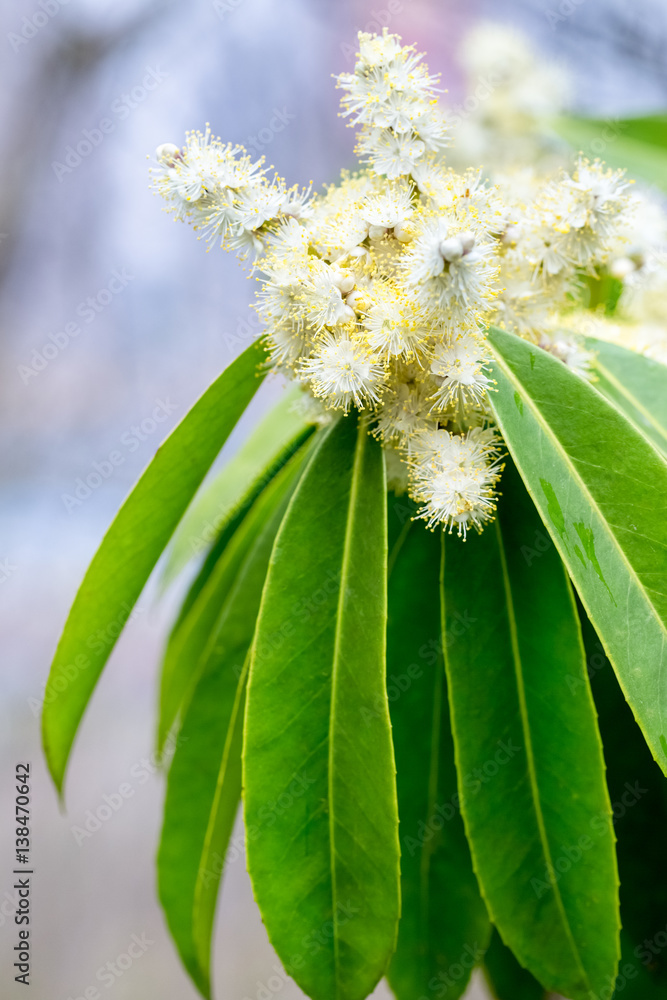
[[1, 1, 667, 997]]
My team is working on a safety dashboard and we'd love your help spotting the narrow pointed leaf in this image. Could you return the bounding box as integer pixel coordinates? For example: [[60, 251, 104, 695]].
[[244, 415, 400, 1000], [158, 455, 302, 997], [160, 386, 312, 588], [587, 336, 667, 457], [553, 115, 667, 190], [487, 325, 667, 774], [483, 929, 546, 1000], [386, 519, 490, 1000], [442, 459, 619, 1000], [158, 514, 258, 752], [42, 338, 268, 794], [583, 607, 667, 997], [157, 439, 313, 752]]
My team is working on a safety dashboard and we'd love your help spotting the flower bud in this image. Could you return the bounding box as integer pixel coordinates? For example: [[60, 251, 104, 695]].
[[368, 224, 388, 240], [156, 143, 182, 166], [609, 256, 635, 280], [393, 221, 413, 243], [459, 231, 476, 255], [439, 236, 464, 262]]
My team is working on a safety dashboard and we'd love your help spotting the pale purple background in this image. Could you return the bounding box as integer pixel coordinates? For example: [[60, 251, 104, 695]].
[[1, 1, 666, 998]]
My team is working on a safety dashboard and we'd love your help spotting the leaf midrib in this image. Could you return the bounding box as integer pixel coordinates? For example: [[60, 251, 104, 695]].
[[494, 519, 591, 993], [489, 346, 666, 638], [329, 419, 366, 1000], [192, 656, 248, 990], [420, 652, 443, 968]]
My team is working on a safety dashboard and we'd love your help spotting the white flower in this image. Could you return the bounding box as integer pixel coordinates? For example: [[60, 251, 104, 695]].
[[403, 218, 497, 316], [364, 285, 429, 360], [357, 129, 426, 178], [429, 335, 493, 406], [300, 262, 357, 330], [360, 181, 415, 233], [356, 29, 404, 70], [375, 379, 435, 445], [153, 28, 665, 539], [299, 334, 385, 411], [234, 180, 287, 233], [409, 427, 502, 536]]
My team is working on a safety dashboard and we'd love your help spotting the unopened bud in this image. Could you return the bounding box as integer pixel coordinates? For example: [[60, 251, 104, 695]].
[[459, 231, 476, 254], [368, 224, 388, 240], [346, 290, 369, 312], [156, 143, 182, 166], [609, 256, 635, 280], [393, 221, 413, 243], [439, 237, 463, 262]]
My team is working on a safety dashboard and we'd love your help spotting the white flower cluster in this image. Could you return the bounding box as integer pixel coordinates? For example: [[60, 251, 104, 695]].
[[450, 22, 667, 368], [153, 29, 651, 537]]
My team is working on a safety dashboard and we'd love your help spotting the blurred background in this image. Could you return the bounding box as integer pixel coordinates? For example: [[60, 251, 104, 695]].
[[1, 0, 666, 997]]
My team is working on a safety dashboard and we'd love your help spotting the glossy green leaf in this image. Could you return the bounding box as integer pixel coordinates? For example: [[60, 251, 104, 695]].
[[158, 516, 258, 754], [553, 115, 667, 191], [158, 459, 300, 999], [42, 338, 268, 795], [441, 459, 619, 1000], [160, 386, 312, 588], [587, 336, 667, 457], [583, 607, 667, 998], [386, 519, 490, 1000], [243, 414, 400, 1000], [487, 325, 667, 775], [483, 929, 546, 1000], [157, 440, 313, 752]]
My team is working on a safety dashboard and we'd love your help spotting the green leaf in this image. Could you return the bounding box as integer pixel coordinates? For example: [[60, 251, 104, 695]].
[[553, 115, 667, 191], [385, 519, 490, 1000], [441, 458, 620, 1000], [157, 440, 313, 752], [243, 414, 400, 1000], [160, 386, 313, 588], [158, 457, 300, 999], [483, 929, 546, 1000], [587, 336, 667, 457], [42, 338, 268, 795], [582, 606, 667, 998], [487, 325, 667, 775]]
